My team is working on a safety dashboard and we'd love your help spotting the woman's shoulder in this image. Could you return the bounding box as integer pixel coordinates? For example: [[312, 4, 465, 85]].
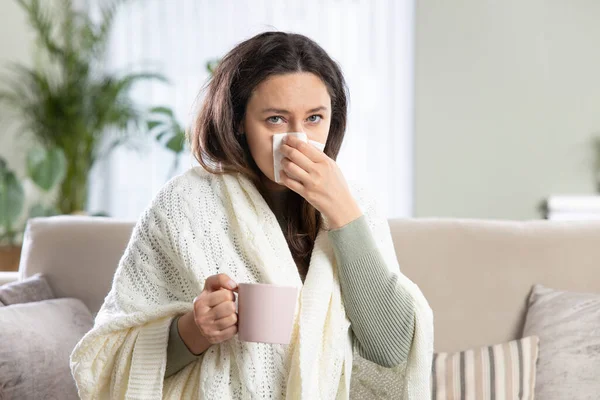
[[167, 166, 213, 186], [149, 167, 220, 210], [158, 166, 216, 195]]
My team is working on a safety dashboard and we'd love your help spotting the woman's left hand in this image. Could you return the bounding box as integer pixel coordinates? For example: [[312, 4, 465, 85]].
[[279, 135, 363, 229]]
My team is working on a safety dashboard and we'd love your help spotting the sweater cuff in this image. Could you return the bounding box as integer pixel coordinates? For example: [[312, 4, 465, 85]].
[[165, 315, 203, 378], [328, 215, 378, 266]]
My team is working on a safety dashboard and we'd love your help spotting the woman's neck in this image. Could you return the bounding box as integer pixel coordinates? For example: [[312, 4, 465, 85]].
[[259, 175, 290, 222], [266, 189, 289, 218], [260, 173, 288, 194], [259, 175, 308, 281]]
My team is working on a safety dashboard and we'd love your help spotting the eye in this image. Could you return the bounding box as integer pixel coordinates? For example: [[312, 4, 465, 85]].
[[307, 115, 323, 123], [267, 116, 285, 124]]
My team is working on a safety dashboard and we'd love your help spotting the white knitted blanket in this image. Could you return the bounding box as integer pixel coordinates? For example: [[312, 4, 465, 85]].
[[70, 167, 433, 399]]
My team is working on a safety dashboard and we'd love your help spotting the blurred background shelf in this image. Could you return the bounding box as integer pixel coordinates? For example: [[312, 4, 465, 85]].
[[545, 196, 600, 221]]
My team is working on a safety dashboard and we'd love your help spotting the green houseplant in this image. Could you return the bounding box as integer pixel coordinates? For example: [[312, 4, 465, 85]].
[[0, 147, 66, 270], [149, 60, 220, 179], [0, 0, 165, 214], [147, 106, 188, 180]]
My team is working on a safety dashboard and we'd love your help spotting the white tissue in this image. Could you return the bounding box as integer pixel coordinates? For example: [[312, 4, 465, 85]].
[[272, 132, 326, 183]]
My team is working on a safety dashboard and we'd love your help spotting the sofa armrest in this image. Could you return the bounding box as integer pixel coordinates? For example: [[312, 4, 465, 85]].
[[0, 271, 19, 286], [19, 216, 135, 315]]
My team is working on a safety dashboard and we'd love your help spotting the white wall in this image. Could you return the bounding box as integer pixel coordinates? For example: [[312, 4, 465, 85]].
[[415, 1, 600, 220]]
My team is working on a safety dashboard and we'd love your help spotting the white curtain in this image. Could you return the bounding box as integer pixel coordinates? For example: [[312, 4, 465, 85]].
[[88, 0, 415, 219]]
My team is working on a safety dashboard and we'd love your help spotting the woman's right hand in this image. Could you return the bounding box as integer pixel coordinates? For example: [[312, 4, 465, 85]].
[[178, 274, 239, 354]]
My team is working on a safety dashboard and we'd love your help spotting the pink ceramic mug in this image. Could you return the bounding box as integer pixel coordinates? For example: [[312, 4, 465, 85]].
[[237, 283, 299, 345]]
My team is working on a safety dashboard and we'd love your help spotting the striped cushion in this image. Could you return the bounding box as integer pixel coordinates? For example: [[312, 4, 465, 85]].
[[432, 336, 540, 400]]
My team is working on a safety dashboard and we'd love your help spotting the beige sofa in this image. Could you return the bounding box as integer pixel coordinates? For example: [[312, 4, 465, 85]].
[[2, 216, 600, 395], [5, 215, 600, 351]]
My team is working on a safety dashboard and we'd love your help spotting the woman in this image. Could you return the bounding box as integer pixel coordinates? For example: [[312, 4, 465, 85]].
[[70, 32, 433, 399]]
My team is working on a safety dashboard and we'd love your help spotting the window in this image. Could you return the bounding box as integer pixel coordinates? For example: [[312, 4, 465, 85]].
[[89, 0, 414, 219]]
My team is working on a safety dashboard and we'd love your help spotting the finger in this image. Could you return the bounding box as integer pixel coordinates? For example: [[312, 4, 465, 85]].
[[214, 313, 238, 330], [204, 273, 238, 292], [281, 157, 311, 183], [283, 136, 324, 163], [210, 300, 237, 319], [280, 143, 315, 172], [280, 171, 306, 196], [205, 289, 236, 307], [204, 324, 238, 345], [217, 324, 238, 341]]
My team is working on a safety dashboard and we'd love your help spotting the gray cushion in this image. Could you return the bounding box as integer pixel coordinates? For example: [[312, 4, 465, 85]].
[[0, 273, 54, 305], [523, 284, 600, 400], [0, 298, 93, 399]]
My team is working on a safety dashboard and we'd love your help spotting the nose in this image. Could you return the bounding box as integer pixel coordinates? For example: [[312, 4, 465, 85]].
[[289, 120, 304, 133]]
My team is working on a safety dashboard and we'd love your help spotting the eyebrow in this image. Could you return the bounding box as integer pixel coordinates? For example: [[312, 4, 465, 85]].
[[261, 106, 328, 114]]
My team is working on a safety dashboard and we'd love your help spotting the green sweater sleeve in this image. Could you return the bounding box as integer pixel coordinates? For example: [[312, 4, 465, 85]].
[[328, 215, 416, 368], [165, 315, 203, 378]]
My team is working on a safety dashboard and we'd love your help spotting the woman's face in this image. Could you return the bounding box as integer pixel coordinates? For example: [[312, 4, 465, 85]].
[[243, 72, 332, 189]]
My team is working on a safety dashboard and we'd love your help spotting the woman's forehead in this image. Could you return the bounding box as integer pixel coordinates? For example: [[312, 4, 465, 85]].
[[248, 72, 331, 112]]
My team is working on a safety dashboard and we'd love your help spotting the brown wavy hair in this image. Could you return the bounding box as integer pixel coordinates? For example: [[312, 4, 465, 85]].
[[191, 32, 348, 277]]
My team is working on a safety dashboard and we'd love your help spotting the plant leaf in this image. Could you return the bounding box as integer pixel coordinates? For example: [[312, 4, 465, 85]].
[[15, 0, 67, 63], [149, 106, 174, 118], [155, 130, 171, 142], [206, 58, 220, 74], [147, 120, 163, 131], [166, 132, 186, 153], [29, 204, 52, 218], [26, 146, 67, 191], [0, 171, 25, 227]]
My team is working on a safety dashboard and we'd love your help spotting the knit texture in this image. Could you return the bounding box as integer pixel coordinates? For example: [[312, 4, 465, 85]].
[[69, 167, 433, 399], [329, 215, 416, 368], [165, 214, 417, 378]]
